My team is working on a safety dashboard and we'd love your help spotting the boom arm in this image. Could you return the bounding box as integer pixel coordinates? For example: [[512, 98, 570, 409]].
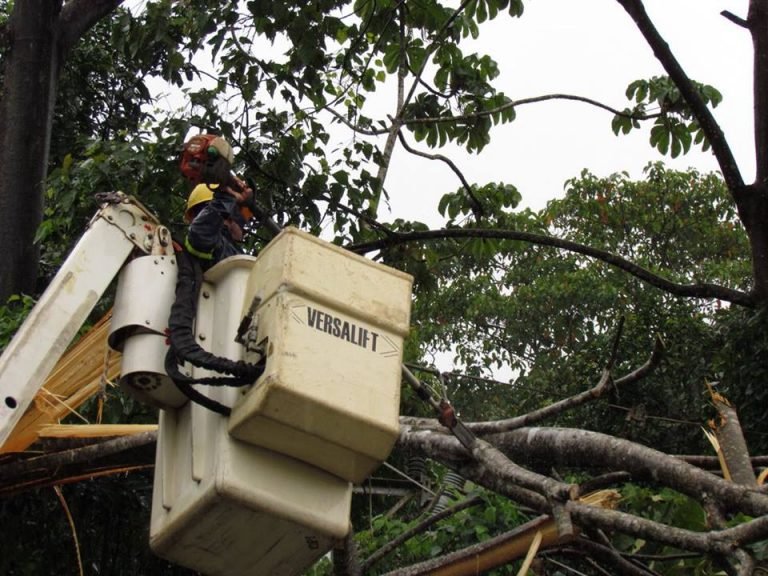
[[0, 193, 168, 449]]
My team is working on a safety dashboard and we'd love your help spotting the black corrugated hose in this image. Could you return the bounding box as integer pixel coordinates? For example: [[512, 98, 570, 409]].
[[164, 246, 264, 416]]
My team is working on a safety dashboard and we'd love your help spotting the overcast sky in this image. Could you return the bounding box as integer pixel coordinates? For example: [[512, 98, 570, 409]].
[[377, 0, 754, 226]]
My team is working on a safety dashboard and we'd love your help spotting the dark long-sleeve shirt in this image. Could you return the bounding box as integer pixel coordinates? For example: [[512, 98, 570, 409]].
[[185, 192, 241, 266]]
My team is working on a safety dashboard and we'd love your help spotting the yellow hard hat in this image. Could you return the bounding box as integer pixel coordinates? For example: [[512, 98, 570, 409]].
[[184, 184, 215, 223]]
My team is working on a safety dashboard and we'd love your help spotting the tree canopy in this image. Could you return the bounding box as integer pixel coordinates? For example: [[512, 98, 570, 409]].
[[1, 1, 767, 575]]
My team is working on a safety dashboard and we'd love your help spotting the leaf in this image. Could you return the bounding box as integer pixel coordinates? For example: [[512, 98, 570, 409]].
[[508, 0, 524, 17], [382, 43, 401, 74], [671, 134, 682, 158], [612, 113, 633, 136], [332, 170, 349, 185], [701, 84, 723, 107], [476, 0, 488, 23], [650, 124, 669, 155], [474, 524, 489, 540]]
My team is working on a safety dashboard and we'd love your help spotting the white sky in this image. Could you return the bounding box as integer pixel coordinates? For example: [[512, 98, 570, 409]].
[[377, 0, 754, 226]]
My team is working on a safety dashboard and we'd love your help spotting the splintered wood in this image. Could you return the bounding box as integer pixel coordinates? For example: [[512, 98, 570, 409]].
[[705, 383, 757, 486], [1, 312, 121, 453], [38, 424, 157, 439]]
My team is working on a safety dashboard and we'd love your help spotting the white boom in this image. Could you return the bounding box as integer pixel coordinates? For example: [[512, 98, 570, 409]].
[[0, 193, 169, 449]]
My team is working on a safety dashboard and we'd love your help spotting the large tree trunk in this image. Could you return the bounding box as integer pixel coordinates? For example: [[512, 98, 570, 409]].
[[735, 184, 768, 304], [746, 0, 768, 304], [0, 0, 125, 302], [0, 0, 63, 301]]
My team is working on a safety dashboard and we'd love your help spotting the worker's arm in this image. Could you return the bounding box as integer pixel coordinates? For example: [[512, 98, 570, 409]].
[[186, 184, 254, 259]]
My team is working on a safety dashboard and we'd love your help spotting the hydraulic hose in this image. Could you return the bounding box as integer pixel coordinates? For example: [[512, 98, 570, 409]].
[[165, 246, 264, 415]]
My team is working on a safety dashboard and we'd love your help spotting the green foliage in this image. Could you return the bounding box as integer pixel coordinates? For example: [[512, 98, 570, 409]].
[[28, 0, 533, 254], [409, 165, 751, 452], [50, 8, 155, 168], [616, 484, 717, 575], [407, 42, 515, 154], [439, 181, 521, 224], [621, 483, 706, 531], [40, 125, 189, 279], [356, 487, 527, 575], [613, 76, 722, 157], [0, 293, 36, 351], [551, 163, 748, 285], [708, 306, 768, 454]]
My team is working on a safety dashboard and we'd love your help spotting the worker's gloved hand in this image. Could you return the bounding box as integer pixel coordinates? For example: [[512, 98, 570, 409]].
[[210, 184, 244, 204], [227, 175, 253, 206], [225, 175, 256, 223]]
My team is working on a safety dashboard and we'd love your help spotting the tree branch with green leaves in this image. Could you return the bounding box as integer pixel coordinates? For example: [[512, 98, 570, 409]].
[[348, 227, 755, 306]]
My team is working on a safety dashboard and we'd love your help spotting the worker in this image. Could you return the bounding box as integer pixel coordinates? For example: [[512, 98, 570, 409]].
[[183, 181, 253, 265], [167, 137, 264, 410], [179, 133, 254, 266]]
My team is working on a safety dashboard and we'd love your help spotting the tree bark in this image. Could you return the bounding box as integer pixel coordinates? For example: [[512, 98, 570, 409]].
[[399, 426, 768, 517], [709, 391, 757, 486], [0, 0, 62, 300], [743, 0, 768, 304], [750, 0, 768, 185], [0, 0, 124, 301]]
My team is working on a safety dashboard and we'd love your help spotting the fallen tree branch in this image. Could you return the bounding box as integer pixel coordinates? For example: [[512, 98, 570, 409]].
[[380, 514, 568, 576], [398, 364, 768, 567], [399, 426, 768, 517], [675, 455, 768, 469], [574, 537, 660, 576], [448, 454, 768, 559], [489, 427, 768, 517], [570, 502, 768, 556], [570, 504, 731, 556], [400, 333, 664, 434], [707, 386, 757, 486], [332, 527, 362, 576], [0, 464, 153, 497], [0, 430, 157, 483]]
